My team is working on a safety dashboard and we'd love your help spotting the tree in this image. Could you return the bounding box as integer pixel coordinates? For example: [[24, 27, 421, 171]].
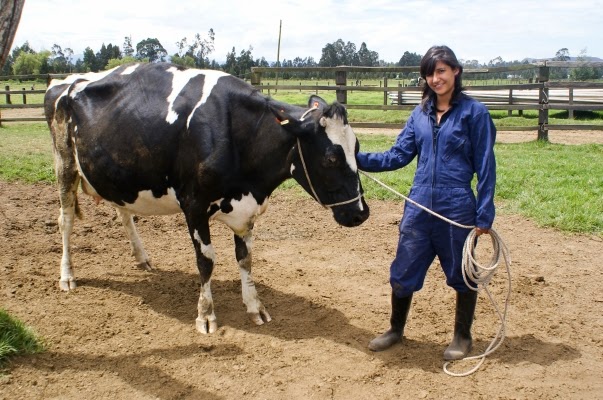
[[398, 51, 422, 67], [106, 56, 141, 69], [0, 0, 25, 69], [570, 48, 599, 80], [82, 47, 98, 72], [551, 48, 570, 80], [12, 50, 50, 75], [170, 54, 196, 68], [222, 46, 256, 78], [175, 30, 215, 68], [319, 43, 339, 67], [123, 36, 135, 57], [50, 44, 74, 73], [136, 38, 167, 63], [357, 42, 379, 66]]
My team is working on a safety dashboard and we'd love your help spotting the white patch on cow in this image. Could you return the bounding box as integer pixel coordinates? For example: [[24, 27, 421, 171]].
[[323, 116, 364, 209], [118, 188, 181, 216], [48, 67, 119, 90], [193, 230, 215, 262], [186, 70, 229, 127], [208, 193, 268, 236], [290, 164, 296, 175], [165, 67, 205, 124], [121, 64, 140, 75], [196, 281, 218, 334], [323, 116, 358, 172]]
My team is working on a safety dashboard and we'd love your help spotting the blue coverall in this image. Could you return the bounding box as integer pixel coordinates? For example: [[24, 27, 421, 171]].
[[357, 94, 496, 297]]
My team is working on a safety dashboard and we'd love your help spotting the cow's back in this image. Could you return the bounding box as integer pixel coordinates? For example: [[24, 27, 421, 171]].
[[47, 63, 246, 207]]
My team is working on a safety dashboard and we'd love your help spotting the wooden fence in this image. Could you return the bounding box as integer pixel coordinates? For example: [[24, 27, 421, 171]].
[[251, 62, 603, 141], [2, 62, 603, 141]]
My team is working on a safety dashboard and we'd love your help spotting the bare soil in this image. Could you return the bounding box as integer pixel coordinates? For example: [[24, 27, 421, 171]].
[[1, 132, 603, 399]]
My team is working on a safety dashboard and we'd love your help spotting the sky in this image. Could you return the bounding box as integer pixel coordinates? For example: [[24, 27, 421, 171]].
[[11, 0, 603, 65]]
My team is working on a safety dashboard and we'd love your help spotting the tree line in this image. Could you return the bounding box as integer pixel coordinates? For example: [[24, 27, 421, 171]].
[[1, 29, 601, 81]]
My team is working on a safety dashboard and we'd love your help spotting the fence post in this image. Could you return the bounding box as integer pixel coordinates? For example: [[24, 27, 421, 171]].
[[537, 66, 549, 141], [568, 88, 574, 119], [22, 87, 26, 104], [250, 71, 262, 92], [508, 89, 513, 116], [335, 69, 347, 104], [383, 77, 388, 105], [5, 85, 11, 104], [398, 82, 402, 105]]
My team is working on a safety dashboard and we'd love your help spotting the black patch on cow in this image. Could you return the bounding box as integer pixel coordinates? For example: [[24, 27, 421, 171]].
[[234, 235, 249, 262], [208, 203, 220, 217], [220, 199, 234, 213], [322, 102, 349, 125]]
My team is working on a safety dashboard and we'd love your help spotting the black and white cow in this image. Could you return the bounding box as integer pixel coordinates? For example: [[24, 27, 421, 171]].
[[44, 62, 369, 334]]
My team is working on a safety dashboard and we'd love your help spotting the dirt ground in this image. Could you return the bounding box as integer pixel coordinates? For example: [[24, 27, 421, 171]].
[[1, 130, 602, 399]]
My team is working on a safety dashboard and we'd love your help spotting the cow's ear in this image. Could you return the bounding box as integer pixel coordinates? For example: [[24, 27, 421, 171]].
[[268, 101, 314, 137], [308, 95, 327, 110]]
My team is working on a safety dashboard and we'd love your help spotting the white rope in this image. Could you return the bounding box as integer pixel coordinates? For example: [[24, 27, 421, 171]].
[[359, 171, 512, 377]]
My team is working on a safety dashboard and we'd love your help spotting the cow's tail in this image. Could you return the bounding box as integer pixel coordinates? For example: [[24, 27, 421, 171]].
[[74, 196, 83, 219], [48, 87, 84, 220]]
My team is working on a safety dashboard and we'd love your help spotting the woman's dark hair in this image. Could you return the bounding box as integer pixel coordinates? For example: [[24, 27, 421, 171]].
[[419, 45, 464, 109]]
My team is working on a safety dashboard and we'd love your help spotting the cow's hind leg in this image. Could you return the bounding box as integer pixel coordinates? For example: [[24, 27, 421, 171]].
[[235, 233, 271, 325], [115, 208, 152, 270], [56, 178, 80, 291], [52, 142, 81, 291]]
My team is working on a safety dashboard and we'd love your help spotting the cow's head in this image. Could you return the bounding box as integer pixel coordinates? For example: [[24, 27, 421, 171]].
[[270, 95, 369, 227]]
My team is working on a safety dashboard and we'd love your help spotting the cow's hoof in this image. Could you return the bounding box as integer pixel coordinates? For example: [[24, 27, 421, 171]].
[[196, 317, 218, 334], [59, 279, 77, 291], [137, 261, 153, 271], [250, 309, 272, 326]]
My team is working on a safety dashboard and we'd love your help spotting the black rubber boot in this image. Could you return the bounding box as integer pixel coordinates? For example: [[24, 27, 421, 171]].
[[444, 290, 478, 360], [368, 293, 413, 352]]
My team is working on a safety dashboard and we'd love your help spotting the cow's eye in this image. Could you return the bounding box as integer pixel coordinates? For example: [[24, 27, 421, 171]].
[[322, 147, 342, 168]]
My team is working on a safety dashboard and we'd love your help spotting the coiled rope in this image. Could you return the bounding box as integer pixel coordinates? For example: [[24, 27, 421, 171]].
[[359, 171, 511, 377]]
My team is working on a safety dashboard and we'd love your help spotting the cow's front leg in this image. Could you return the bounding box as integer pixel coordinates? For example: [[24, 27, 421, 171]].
[[235, 233, 271, 326], [189, 221, 218, 334], [116, 208, 152, 270]]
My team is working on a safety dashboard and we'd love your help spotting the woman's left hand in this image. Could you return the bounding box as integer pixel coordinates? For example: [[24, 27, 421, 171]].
[[475, 227, 490, 236]]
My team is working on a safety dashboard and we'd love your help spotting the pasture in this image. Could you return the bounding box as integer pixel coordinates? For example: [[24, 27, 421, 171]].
[[0, 124, 602, 399]]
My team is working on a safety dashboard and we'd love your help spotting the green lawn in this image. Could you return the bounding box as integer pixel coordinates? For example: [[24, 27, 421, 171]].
[[1, 122, 601, 236]]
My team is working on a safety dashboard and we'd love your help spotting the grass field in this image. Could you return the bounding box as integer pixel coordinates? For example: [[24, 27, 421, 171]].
[[0, 122, 601, 235]]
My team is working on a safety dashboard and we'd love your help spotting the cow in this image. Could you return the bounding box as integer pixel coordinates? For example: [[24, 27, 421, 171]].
[[44, 62, 370, 334]]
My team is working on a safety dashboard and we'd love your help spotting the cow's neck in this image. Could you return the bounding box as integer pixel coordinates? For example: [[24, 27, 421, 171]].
[[230, 99, 298, 196]]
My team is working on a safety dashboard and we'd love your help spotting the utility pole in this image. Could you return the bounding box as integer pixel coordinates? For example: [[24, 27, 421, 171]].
[[275, 20, 282, 94]]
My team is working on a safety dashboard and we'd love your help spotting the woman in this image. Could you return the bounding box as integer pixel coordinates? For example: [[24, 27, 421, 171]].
[[356, 45, 496, 360]]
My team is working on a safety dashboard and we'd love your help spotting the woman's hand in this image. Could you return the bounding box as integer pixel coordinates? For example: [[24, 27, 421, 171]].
[[475, 227, 490, 236]]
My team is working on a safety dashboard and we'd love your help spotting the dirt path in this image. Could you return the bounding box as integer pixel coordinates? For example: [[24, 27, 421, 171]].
[[1, 177, 602, 399], [354, 127, 603, 145]]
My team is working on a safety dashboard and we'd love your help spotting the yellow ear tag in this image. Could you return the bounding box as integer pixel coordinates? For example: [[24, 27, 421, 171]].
[[280, 119, 290, 125]]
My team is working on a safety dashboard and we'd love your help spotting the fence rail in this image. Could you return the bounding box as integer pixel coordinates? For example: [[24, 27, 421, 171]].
[[3, 64, 603, 140], [251, 64, 603, 140]]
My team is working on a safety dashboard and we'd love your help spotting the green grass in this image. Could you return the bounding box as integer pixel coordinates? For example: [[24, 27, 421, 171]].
[[355, 134, 603, 236], [0, 308, 45, 367], [0, 122, 601, 235], [0, 123, 55, 183]]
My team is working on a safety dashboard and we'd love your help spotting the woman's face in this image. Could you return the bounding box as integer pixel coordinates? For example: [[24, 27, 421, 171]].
[[426, 61, 459, 98]]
